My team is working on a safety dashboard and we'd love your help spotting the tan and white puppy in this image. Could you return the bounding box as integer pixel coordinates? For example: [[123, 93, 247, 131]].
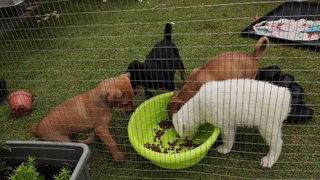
[[167, 36, 269, 118]]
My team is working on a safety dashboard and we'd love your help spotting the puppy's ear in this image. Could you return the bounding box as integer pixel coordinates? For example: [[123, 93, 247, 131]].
[[132, 60, 144, 69], [177, 83, 199, 101], [127, 60, 144, 73], [106, 89, 123, 103], [125, 72, 131, 78]]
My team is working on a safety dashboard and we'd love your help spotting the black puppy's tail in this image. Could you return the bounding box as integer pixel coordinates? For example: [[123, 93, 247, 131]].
[[164, 23, 173, 40]]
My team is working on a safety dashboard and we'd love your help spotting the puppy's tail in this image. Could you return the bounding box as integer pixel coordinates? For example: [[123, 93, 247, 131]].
[[164, 23, 173, 40], [253, 36, 269, 58]]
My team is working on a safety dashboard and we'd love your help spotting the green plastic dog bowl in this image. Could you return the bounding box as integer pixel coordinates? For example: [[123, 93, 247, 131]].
[[128, 92, 220, 169]]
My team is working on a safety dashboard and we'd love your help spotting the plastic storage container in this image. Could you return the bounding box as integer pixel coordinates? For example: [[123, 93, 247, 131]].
[[0, 141, 91, 180]]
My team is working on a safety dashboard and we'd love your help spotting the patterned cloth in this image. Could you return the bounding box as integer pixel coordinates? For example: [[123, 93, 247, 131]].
[[253, 18, 320, 41]]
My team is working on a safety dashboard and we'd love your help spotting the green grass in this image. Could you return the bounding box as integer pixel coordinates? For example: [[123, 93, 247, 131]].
[[1, 0, 319, 179]]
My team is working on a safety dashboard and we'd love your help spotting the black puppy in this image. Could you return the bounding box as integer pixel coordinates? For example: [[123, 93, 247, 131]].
[[126, 23, 186, 98], [256, 66, 314, 123]]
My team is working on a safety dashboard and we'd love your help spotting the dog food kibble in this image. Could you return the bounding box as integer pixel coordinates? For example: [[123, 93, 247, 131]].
[[144, 143, 161, 152], [168, 140, 178, 149], [151, 146, 161, 152], [158, 120, 173, 129], [155, 129, 165, 140], [180, 139, 199, 149], [143, 120, 200, 154]]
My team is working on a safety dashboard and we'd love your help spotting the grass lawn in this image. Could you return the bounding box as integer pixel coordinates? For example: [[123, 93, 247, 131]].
[[0, 0, 319, 179]]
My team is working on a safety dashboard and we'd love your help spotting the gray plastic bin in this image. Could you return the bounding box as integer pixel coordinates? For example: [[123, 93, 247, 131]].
[[0, 141, 91, 180]]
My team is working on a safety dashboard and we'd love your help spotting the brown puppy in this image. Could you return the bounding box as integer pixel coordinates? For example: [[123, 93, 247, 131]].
[[167, 36, 269, 118], [31, 73, 134, 162]]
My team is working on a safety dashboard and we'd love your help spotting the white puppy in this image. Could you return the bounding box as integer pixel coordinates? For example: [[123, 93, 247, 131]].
[[172, 79, 291, 168]]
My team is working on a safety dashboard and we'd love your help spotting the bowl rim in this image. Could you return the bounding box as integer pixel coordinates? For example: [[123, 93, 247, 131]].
[[128, 92, 220, 163]]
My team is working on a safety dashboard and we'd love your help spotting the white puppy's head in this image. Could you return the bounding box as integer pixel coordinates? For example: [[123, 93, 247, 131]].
[[172, 111, 198, 139]]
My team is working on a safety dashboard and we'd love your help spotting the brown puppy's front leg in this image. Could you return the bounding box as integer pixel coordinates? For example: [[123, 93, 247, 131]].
[[94, 126, 125, 162]]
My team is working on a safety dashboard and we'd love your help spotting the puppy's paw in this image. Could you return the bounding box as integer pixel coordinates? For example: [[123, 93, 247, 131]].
[[216, 145, 231, 154], [113, 152, 125, 162], [260, 155, 275, 168]]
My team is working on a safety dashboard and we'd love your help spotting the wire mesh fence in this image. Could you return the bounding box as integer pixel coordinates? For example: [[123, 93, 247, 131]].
[[0, 0, 319, 179]]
